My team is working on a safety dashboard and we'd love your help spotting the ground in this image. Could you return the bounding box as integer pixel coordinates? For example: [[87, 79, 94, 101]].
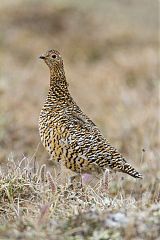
[[0, 0, 159, 239]]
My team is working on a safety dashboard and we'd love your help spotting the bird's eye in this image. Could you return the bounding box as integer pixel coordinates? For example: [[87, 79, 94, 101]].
[[52, 54, 57, 59]]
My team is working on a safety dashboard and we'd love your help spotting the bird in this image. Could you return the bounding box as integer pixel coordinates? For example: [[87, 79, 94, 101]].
[[38, 49, 142, 180]]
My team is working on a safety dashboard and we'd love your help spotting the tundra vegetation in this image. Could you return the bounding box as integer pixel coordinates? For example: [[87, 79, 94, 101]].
[[0, 1, 159, 239]]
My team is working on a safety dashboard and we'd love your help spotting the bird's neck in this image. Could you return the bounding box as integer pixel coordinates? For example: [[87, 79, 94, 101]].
[[49, 67, 70, 99], [50, 65, 69, 87]]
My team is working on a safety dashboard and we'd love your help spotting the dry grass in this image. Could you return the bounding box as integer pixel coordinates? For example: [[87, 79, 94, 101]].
[[0, 0, 159, 239], [0, 157, 159, 240]]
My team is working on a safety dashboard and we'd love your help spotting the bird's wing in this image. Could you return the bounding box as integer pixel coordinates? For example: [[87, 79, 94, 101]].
[[61, 111, 110, 160]]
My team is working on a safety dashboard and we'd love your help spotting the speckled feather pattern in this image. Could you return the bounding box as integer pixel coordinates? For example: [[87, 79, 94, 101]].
[[39, 49, 142, 179]]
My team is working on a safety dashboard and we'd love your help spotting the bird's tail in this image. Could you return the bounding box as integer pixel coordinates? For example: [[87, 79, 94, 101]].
[[99, 149, 143, 179], [120, 162, 143, 179]]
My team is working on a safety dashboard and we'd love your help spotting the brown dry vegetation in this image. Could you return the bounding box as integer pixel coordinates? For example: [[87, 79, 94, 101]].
[[0, 0, 159, 239]]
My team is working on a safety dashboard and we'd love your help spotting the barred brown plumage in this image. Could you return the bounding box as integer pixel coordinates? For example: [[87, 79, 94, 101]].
[[39, 49, 143, 179]]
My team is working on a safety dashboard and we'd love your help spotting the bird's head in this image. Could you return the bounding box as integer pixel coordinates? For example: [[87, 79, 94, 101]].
[[39, 49, 67, 87], [39, 49, 63, 70]]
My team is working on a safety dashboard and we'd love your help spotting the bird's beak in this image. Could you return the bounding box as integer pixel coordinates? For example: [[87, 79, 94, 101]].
[[39, 55, 46, 59]]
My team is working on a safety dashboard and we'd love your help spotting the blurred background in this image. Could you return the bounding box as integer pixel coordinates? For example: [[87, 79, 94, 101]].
[[0, 0, 159, 178]]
